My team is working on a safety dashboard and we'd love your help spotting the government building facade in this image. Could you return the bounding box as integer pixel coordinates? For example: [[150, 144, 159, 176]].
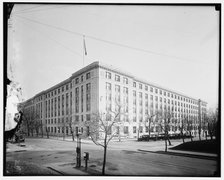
[[20, 61, 207, 139]]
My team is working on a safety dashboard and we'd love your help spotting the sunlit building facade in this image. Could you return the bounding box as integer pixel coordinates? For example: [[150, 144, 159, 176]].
[[21, 61, 207, 138]]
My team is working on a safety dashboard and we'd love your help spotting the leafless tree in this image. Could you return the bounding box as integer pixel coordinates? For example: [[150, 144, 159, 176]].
[[205, 108, 218, 140], [32, 111, 43, 137], [179, 115, 187, 143], [145, 111, 158, 140], [85, 103, 123, 175], [186, 115, 193, 142], [67, 117, 75, 141], [157, 109, 172, 152]]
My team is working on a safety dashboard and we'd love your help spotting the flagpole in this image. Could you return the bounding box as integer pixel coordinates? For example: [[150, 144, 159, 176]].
[[83, 35, 85, 67]]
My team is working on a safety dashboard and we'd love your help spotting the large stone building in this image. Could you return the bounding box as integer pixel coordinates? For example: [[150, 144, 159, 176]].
[[20, 61, 207, 138]]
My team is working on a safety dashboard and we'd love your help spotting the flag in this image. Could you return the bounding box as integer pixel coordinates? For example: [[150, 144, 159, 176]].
[[83, 36, 87, 56]]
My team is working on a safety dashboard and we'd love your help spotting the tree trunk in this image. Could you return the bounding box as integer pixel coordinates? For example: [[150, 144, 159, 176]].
[[26, 122, 30, 136], [41, 122, 43, 138], [181, 130, 185, 143], [71, 131, 74, 141], [167, 135, 171, 145], [102, 145, 107, 175], [210, 133, 213, 140], [36, 128, 39, 137], [41, 126, 43, 138], [198, 129, 201, 141], [46, 128, 49, 138], [137, 129, 140, 140], [190, 131, 193, 142], [148, 119, 151, 140], [165, 136, 167, 152]]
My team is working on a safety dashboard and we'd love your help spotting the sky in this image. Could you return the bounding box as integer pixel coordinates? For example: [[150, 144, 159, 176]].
[[8, 4, 219, 109]]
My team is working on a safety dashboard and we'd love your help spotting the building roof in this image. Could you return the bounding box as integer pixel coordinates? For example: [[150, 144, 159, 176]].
[[21, 61, 206, 104]]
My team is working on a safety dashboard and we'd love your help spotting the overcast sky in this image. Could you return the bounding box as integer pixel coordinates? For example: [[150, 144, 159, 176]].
[[8, 4, 219, 109]]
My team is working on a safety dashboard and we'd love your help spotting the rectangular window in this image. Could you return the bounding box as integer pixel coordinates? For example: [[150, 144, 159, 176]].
[[145, 85, 148, 91], [139, 126, 143, 133], [133, 90, 136, 96], [146, 126, 149, 132], [86, 72, 91, 79], [123, 87, 128, 94], [86, 103, 91, 111], [139, 116, 143, 122], [133, 82, 136, 87], [160, 90, 162, 95], [86, 114, 91, 121], [115, 75, 120, 82], [81, 75, 83, 82], [75, 78, 79, 84], [106, 72, 111, 79], [106, 82, 111, 91], [86, 83, 91, 92], [150, 95, 153, 100], [123, 77, 128, 84], [124, 126, 129, 134], [139, 92, 142, 98], [115, 85, 120, 93], [139, 83, 142, 89], [145, 93, 148, 99], [133, 126, 137, 133], [150, 87, 153, 92], [75, 115, 79, 122], [155, 89, 158, 94]]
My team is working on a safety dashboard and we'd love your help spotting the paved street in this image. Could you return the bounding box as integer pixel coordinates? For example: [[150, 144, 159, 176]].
[[6, 137, 218, 176]]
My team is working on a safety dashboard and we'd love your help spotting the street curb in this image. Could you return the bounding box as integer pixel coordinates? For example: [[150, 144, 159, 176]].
[[137, 149, 217, 160], [46, 167, 65, 175]]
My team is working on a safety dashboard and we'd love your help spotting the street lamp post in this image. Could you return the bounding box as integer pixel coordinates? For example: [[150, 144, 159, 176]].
[[76, 131, 82, 168]]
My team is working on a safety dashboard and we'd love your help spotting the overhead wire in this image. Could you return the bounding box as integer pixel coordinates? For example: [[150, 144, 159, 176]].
[[12, 5, 43, 13], [13, 14, 199, 64], [16, 18, 88, 60], [12, 5, 68, 15]]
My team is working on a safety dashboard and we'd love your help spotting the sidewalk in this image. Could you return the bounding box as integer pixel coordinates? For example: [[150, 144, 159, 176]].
[[6, 142, 90, 176], [43, 162, 90, 175], [138, 148, 218, 160]]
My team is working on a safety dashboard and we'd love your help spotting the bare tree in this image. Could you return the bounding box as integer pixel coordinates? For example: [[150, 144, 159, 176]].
[[205, 108, 218, 140], [23, 108, 35, 137], [179, 115, 187, 143], [65, 107, 75, 141], [85, 104, 123, 175], [186, 115, 193, 142], [157, 109, 172, 152], [33, 111, 42, 137], [67, 117, 75, 141], [145, 111, 158, 140]]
